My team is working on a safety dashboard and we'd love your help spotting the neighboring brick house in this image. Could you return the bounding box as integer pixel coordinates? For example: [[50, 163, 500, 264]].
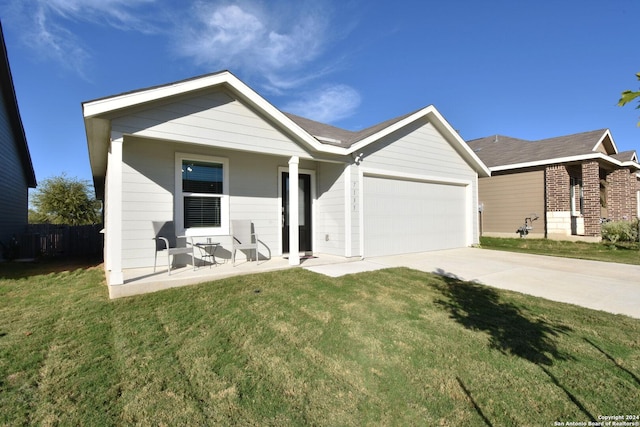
[[0, 22, 36, 256], [466, 129, 640, 240]]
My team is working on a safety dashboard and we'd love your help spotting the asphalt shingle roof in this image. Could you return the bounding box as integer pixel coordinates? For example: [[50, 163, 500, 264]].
[[285, 109, 421, 148], [611, 150, 637, 162], [466, 129, 610, 168]]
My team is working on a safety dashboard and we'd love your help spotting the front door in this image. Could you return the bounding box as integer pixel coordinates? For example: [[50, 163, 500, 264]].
[[282, 172, 312, 253]]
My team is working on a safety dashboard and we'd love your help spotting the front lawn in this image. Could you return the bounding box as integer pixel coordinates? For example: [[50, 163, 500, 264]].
[[480, 236, 640, 265], [1, 261, 639, 425]]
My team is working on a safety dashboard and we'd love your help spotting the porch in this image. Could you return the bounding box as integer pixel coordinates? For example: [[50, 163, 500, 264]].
[[110, 253, 353, 299]]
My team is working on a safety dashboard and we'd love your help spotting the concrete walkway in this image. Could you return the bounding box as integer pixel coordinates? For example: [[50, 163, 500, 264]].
[[304, 248, 640, 319]]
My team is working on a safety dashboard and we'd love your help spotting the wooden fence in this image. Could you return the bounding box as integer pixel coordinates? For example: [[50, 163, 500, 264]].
[[15, 224, 103, 260]]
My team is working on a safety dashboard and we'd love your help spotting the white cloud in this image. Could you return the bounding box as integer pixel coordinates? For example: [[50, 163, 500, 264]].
[[3, 0, 363, 122], [175, 1, 332, 91], [4, 0, 160, 77], [283, 84, 361, 124], [28, 6, 91, 78], [39, 0, 158, 32], [175, 1, 362, 122]]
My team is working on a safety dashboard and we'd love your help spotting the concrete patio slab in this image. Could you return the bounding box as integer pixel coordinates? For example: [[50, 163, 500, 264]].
[[113, 254, 350, 299], [112, 246, 640, 320]]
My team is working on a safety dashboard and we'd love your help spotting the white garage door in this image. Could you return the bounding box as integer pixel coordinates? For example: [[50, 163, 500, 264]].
[[363, 176, 468, 257]]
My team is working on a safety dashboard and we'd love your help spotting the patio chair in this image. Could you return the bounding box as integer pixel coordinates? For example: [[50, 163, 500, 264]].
[[152, 221, 195, 275], [231, 220, 260, 266]]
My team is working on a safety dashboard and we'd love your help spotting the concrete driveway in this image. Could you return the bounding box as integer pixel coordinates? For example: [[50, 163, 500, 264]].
[[304, 248, 640, 319]]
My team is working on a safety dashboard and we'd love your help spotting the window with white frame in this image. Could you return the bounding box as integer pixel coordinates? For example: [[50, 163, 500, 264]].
[[176, 154, 229, 235], [570, 176, 584, 215]]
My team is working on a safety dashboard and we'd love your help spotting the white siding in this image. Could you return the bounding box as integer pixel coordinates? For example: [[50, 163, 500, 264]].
[[315, 162, 346, 256], [120, 136, 310, 268], [112, 90, 311, 159], [362, 118, 477, 181], [121, 137, 174, 268]]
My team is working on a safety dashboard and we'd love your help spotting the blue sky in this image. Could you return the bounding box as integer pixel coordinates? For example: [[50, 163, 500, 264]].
[[1, 0, 639, 188]]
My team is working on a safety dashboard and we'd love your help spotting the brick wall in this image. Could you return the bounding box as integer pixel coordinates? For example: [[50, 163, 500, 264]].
[[545, 162, 601, 237], [545, 165, 570, 212], [606, 168, 638, 221], [582, 161, 600, 237]]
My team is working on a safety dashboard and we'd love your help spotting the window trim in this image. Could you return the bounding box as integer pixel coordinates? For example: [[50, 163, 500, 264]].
[[175, 153, 229, 236], [570, 176, 584, 216]]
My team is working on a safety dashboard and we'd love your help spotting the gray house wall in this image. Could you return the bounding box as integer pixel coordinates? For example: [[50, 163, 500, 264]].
[[0, 23, 35, 252], [0, 90, 29, 246]]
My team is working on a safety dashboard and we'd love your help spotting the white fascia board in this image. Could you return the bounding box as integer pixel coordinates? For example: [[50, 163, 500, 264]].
[[83, 72, 233, 118], [315, 135, 342, 144], [221, 75, 344, 155], [82, 71, 344, 156], [591, 129, 618, 154], [620, 160, 640, 170], [346, 108, 430, 154], [489, 152, 640, 172], [346, 105, 491, 177], [425, 106, 491, 177], [490, 153, 605, 172]]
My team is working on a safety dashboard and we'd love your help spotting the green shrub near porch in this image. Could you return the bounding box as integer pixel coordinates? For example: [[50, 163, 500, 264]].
[[601, 219, 639, 243]]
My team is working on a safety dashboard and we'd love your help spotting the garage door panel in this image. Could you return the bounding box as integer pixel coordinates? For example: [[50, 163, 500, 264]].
[[363, 176, 467, 257]]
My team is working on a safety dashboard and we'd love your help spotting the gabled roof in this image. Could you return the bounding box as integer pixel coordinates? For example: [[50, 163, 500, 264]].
[[611, 150, 638, 163], [467, 129, 639, 172], [285, 108, 422, 148], [0, 22, 36, 188], [84, 70, 489, 196]]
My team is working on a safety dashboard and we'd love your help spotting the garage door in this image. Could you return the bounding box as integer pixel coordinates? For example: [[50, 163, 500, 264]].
[[363, 175, 468, 257]]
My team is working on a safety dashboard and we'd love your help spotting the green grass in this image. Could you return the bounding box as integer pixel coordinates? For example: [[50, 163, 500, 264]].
[[480, 236, 640, 265], [1, 260, 639, 426]]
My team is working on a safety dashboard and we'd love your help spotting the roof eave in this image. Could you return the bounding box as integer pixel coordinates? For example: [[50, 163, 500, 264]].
[[83, 71, 346, 160], [83, 115, 110, 199], [591, 129, 618, 155], [0, 22, 36, 188], [82, 73, 491, 178], [490, 152, 640, 172]]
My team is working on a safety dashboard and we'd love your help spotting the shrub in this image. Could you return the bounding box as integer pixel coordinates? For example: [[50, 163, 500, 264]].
[[601, 219, 639, 243]]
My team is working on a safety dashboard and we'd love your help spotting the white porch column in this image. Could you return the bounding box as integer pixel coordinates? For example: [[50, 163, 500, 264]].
[[288, 156, 300, 266], [107, 136, 124, 285]]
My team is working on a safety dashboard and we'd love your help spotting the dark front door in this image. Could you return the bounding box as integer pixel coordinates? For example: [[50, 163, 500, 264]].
[[282, 172, 312, 253]]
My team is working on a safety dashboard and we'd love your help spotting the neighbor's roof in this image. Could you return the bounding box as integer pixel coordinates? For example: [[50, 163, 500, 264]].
[[0, 22, 36, 188], [611, 150, 638, 163], [466, 129, 639, 172]]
